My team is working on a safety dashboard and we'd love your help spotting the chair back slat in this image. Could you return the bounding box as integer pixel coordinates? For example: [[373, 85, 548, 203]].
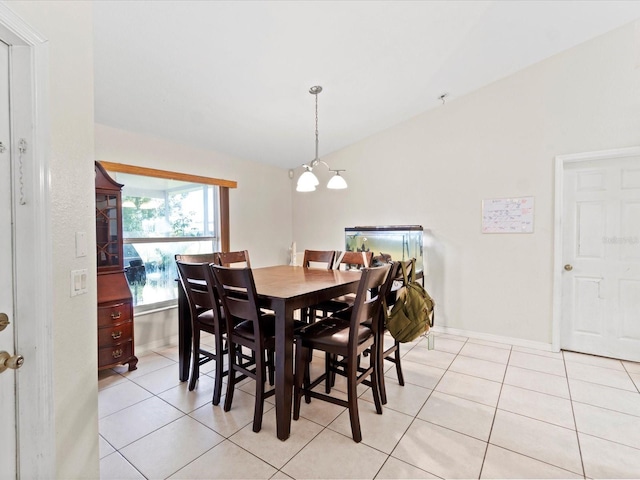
[[176, 261, 220, 317], [217, 250, 251, 268], [175, 253, 220, 265], [303, 250, 335, 270], [348, 265, 391, 345], [210, 265, 262, 336], [333, 251, 374, 270]]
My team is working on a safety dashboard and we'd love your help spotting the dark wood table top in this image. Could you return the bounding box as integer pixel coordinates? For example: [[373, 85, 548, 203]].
[[251, 265, 362, 300]]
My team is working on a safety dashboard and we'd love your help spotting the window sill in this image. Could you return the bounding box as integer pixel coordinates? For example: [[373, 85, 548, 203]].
[[134, 302, 178, 317]]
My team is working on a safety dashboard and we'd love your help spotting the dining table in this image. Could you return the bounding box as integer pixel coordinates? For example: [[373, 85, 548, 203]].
[[177, 264, 362, 440]]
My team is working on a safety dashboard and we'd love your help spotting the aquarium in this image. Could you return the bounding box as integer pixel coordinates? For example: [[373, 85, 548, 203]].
[[345, 225, 424, 272]]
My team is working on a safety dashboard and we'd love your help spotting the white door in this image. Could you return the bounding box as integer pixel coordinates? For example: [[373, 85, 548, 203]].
[[0, 39, 17, 480], [561, 153, 640, 362]]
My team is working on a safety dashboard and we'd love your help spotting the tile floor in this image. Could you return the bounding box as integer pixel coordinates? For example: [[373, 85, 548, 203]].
[[99, 331, 640, 479]]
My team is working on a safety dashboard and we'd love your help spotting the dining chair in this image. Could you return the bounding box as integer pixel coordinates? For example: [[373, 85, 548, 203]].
[[329, 261, 400, 399], [216, 250, 251, 268], [176, 260, 227, 405], [210, 265, 305, 432], [301, 249, 336, 323], [293, 264, 391, 443]]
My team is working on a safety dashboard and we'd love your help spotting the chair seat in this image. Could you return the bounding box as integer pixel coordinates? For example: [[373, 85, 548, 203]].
[[197, 309, 227, 332], [234, 315, 306, 342], [234, 314, 276, 340], [311, 294, 356, 314], [298, 317, 373, 350]]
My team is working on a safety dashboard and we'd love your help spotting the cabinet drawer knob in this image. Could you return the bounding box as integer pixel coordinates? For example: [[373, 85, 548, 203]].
[[111, 311, 122, 320], [112, 349, 123, 359], [111, 331, 122, 340]]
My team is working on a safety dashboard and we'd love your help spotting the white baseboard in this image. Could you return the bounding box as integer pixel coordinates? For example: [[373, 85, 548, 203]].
[[431, 325, 557, 352], [136, 334, 180, 357]]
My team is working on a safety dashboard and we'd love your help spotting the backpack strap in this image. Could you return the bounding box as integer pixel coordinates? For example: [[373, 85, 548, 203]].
[[400, 260, 409, 285]]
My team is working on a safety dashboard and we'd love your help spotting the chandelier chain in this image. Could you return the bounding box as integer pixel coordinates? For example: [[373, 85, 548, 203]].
[[314, 90, 319, 162]]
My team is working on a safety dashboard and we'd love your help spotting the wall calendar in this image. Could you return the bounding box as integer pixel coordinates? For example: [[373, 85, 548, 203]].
[[482, 196, 534, 233]]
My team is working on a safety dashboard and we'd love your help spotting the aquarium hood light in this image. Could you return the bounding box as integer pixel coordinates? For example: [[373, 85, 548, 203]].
[[295, 86, 347, 192]]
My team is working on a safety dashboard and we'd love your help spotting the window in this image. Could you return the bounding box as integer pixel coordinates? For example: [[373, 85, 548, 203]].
[[103, 162, 235, 310]]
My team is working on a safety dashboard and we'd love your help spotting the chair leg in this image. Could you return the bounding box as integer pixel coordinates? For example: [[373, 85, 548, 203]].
[[304, 351, 312, 404], [267, 349, 275, 386], [188, 328, 200, 391], [224, 342, 237, 412], [293, 342, 307, 420], [212, 333, 224, 405], [378, 337, 388, 405], [370, 349, 383, 415], [394, 341, 404, 386], [253, 349, 266, 432], [325, 353, 332, 393], [346, 357, 362, 443]]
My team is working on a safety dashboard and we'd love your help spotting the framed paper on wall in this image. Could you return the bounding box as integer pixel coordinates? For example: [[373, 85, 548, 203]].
[[482, 196, 534, 233]]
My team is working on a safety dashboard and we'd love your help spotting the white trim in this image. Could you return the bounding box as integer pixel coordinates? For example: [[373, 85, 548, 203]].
[[135, 334, 179, 357], [431, 325, 556, 352], [0, 5, 53, 478], [552, 147, 640, 355]]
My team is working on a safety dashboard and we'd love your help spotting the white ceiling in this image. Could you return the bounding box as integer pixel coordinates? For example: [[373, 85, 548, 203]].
[[93, 0, 640, 170]]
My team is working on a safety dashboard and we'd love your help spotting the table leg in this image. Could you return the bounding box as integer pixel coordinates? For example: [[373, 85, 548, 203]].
[[177, 281, 192, 382], [275, 300, 294, 440]]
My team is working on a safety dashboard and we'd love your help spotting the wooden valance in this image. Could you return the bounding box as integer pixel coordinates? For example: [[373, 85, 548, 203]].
[[98, 161, 237, 189]]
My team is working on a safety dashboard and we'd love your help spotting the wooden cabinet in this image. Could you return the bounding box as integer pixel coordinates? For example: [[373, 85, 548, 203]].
[[95, 161, 137, 371]]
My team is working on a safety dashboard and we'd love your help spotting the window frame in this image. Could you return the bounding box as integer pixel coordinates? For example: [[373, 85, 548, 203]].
[[100, 161, 235, 310]]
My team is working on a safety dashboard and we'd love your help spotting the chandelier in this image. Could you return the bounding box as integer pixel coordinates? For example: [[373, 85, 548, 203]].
[[295, 86, 347, 192]]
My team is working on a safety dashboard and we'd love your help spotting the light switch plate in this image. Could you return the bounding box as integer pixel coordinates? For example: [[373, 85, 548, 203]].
[[75, 231, 87, 258], [71, 269, 88, 296]]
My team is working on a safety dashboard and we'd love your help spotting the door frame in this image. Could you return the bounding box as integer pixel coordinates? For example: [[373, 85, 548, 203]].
[[0, 5, 54, 478], [552, 146, 640, 353]]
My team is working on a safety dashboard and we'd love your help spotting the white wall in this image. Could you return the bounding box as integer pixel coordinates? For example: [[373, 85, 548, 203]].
[[293, 20, 640, 346], [95, 124, 293, 352], [5, 1, 98, 478]]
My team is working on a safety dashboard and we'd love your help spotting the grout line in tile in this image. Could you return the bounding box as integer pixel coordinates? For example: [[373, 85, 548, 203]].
[[484, 442, 588, 478], [577, 431, 640, 452], [478, 344, 512, 480], [505, 362, 567, 379], [563, 349, 587, 479], [621, 362, 640, 395], [571, 397, 640, 419], [105, 451, 148, 480]]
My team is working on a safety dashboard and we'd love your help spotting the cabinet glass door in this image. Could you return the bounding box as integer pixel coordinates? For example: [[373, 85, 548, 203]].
[[96, 193, 120, 267]]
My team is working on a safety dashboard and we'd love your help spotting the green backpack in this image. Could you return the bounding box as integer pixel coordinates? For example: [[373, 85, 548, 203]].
[[387, 260, 435, 343]]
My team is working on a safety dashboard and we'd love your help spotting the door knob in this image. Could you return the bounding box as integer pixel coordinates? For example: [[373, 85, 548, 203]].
[[0, 313, 9, 332], [564, 264, 573, 271], [0, 351, 24, 374]]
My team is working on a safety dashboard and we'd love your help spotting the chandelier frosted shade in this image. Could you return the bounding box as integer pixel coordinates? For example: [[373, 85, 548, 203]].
[[296, 168, 319, 192], [327, 171, 348, 189]]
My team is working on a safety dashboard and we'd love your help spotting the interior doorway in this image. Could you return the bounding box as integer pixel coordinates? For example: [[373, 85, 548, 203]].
[[0, 6, 54, 477], [0, 36, 17, 480], [554, 147, 640, 362]]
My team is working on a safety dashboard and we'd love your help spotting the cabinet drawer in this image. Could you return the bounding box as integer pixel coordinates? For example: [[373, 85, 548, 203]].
[[98, 302, 132, 327], [98, 340, 133, 367], [98, 321, 133, 346]]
